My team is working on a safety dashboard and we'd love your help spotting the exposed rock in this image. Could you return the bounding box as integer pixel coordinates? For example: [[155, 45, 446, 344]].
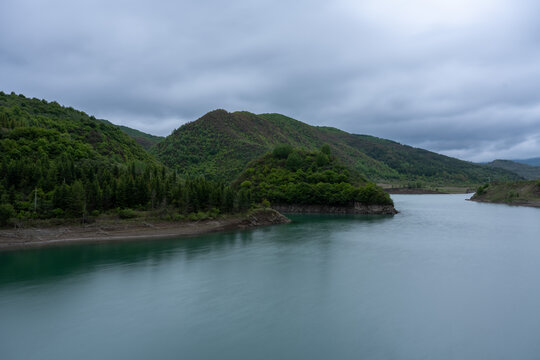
[[239, 208, 291, 228], [271, 203, 398, 215]]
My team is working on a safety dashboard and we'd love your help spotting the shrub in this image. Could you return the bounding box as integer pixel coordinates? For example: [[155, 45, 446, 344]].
[[320, 144, 331, 155], [316, 152, 329, 166], [0, 203, 16, 226], [476, 183, 490, 196], [272, 144, 293, 159], [208, 207, 220, 218], [357, 183, 393, 205], [286, 151, 303, 170], [52, 208, 65, 218], [188, 211, 209, 221], [240, 180, 252, 189], [118, 208, 137, 219]]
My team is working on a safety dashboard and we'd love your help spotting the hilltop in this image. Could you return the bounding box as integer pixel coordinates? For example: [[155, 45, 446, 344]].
[[153, 110, 520, 185]]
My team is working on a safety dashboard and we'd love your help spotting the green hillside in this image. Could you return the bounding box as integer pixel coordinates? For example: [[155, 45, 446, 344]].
[[153, 110, 520, 185], [471, 180, 540, 207], [0, 93, 251, 224], [233, 145, 393, 206], [118, 125, 163, 150], [0, 92, 155, 163], [486, 160, 540, 180]]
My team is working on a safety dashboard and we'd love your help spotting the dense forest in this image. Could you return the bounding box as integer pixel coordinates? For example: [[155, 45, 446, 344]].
[[153, 110, 521, 184], [0, 92, 251, 226], [233, 145, 393, 206]]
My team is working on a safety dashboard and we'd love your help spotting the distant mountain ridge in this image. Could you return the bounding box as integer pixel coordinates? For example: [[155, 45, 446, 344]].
[[486, 160, 540, 180], [513, 157, 540, 167], [152, 109, 520, 184]]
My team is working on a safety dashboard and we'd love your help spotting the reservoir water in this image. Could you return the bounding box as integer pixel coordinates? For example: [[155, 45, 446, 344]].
[[1, 194, 540, 359]]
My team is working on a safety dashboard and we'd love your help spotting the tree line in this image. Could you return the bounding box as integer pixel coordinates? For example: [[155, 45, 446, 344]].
[[0, 157, 253, 226]]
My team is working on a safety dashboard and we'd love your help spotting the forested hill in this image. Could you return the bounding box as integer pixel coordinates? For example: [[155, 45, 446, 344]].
[[0, 92, 253, 223], [0, 92, 154, 163], [153, 109, 520, 185]]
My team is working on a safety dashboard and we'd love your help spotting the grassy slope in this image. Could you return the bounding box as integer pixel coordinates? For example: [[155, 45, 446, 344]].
[[153, 110, 520, 185], [486, 160, 540, 180], [470, 180, 540, 206]]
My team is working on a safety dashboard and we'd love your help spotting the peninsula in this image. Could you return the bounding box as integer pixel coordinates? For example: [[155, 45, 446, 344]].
[[469, 181, 540, 208]]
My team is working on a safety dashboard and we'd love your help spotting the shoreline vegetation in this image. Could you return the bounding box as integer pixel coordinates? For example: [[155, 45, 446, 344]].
[[468, 180, 540, 208], [0, 208, 290, 251], [0, 199, 403, 251]]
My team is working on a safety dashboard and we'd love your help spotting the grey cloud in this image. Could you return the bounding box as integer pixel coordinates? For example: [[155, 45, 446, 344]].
[[1, 0, 540, 161]]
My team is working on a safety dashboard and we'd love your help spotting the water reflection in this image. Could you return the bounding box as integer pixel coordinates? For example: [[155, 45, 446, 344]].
[[0, 230, 253, 286], [2, 195, 540, 360], [0, 214, 394, 286]]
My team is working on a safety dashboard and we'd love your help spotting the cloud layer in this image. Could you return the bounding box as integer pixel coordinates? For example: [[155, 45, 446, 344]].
[[1, 0, 539, 161]]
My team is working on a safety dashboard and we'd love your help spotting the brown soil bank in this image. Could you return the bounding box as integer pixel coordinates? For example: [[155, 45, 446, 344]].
[[0, 209, 290, 251], [272, 203, 398, 215]]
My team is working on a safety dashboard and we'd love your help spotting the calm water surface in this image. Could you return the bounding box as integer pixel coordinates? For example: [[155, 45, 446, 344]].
[[1, 195, 540, 359]]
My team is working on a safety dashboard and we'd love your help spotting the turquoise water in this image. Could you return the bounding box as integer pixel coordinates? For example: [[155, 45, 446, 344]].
[[1, 194, 539, 359]]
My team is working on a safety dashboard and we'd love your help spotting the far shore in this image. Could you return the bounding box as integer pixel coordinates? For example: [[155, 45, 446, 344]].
[[383, 187, 476, 194], [467, 198, 540, 208], [384, 188, 448, 194], [0, 209, 290, 251]]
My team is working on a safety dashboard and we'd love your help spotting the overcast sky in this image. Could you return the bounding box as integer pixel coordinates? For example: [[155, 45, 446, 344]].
[[1, 0, 540, 161]]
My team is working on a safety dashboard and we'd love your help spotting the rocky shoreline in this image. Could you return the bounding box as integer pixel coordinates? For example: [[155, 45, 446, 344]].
[[0, 202, 400, 251], [0, 208, 290, 251], [383, 188, 449, 194], [272, 203, 398, 215]]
